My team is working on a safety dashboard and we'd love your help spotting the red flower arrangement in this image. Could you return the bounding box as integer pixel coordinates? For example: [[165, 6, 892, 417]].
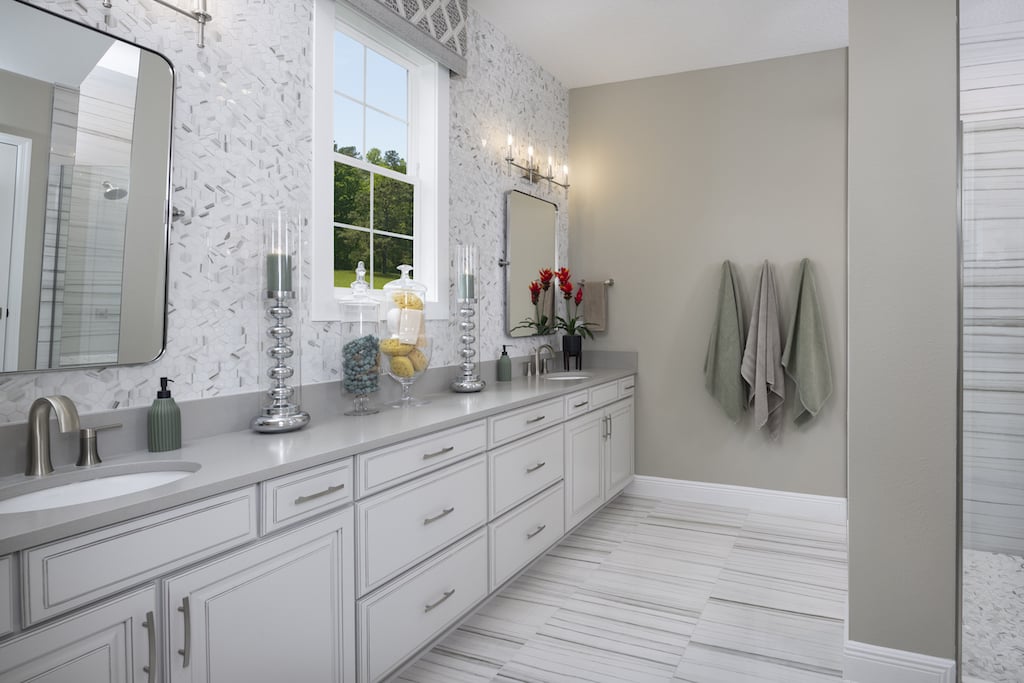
[[553, 268, 594, 339], [514, 267, 595, 338]]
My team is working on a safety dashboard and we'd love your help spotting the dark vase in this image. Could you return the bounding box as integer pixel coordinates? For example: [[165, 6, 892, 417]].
[[562, 334, 583, 371]]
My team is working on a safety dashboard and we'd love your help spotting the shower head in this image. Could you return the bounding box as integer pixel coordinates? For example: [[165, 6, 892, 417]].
[[102, 181, 127, 200]]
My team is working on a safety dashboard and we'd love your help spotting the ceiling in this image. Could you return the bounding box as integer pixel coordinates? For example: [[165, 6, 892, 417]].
[[471, 0, 849, 89]]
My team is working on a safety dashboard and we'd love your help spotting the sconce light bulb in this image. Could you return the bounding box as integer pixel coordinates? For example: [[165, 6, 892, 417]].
[[528, 145, 534, 159], [507, 134, 513, 146]]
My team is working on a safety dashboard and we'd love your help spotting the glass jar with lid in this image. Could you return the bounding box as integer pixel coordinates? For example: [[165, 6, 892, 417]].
[[380, 264, 431, 406], [337, 261, 381, 415]]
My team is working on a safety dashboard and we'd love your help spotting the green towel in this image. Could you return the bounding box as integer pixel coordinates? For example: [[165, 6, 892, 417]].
[[704, 261, 746, 421], [781, 258, 833, 424]]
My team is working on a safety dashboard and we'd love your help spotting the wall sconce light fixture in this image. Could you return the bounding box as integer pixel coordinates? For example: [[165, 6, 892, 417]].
[[505, 134, 570, 194], [102, 0, 213, 48]]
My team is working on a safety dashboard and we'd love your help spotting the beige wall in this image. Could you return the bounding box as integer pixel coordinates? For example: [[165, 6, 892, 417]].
[[846, 0, 959, 660], [569, 49, 848, 497]]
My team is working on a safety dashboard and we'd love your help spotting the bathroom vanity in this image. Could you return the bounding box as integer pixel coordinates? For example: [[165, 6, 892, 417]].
[[0, 369, 635, 682]]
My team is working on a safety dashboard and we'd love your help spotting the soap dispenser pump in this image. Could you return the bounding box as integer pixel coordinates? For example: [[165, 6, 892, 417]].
[[497, 345, 512, 382], [148, 377, 181, 452]]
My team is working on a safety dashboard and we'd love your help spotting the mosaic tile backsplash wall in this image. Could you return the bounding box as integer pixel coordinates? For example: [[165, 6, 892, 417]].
[[0, 0, 568, 424]]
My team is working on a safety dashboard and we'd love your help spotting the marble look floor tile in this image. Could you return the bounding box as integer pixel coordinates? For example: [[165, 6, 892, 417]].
[[399, 495, 849, 683], [677, 600, 844, 678], [672, 643, 842, 683], [498, 553, 603, 611], [392, 635, 508, 682], [494, 632, 679, 682], [710, 513, 848, 620]]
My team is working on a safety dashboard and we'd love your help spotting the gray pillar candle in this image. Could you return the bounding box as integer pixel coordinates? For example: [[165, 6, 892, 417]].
[[267, 252, 292, 293], [458, 273, 475, 300]]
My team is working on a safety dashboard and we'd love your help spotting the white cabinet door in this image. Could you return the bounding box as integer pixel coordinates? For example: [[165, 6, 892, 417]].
[[564, 410, 605, 529], [605, 397, 635, 498], [0, 586, 155, 683], [164, 511, 355, 683]]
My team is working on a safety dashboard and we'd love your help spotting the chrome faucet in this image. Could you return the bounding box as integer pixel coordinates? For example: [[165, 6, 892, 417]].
[[26, 396, 80, 476], [534, 344, 556, 375]]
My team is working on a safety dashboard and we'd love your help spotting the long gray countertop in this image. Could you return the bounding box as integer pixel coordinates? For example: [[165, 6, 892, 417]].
[[0, 369, 634, 556]]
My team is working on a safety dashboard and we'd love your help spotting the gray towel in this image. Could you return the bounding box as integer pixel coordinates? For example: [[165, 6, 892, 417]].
[[582, 280, 608, 332], [704, 261, 746, 421], [782, 258, 833, 424], [741, 261, 785, 438]]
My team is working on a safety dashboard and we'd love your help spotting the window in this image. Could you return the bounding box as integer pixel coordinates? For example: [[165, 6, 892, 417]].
[[313, 0, 449, 320]]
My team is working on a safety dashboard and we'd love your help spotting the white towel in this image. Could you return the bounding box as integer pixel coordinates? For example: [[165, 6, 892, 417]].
[[741, 261, 785, 438]]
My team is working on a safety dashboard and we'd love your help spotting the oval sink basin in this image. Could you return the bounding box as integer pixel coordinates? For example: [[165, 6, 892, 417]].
[[542, 372, 592, 381], [0, 461, 200, 514]]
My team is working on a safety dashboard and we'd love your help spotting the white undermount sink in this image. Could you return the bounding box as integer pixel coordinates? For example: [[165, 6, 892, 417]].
[[542, 372, 591, 381], [0, 461, 200, 514]]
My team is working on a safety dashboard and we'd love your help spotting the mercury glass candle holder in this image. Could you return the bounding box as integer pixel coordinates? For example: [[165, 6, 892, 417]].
[[451, 243, 485, 393], [251, 209, 310, 433]]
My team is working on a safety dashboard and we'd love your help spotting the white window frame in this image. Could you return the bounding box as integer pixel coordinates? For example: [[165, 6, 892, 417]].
[[312, 0, 449, 321]]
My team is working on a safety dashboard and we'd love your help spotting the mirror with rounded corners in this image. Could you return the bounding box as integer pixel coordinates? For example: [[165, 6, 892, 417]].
[[504, 190, 557, 337], [0, 0, 173, 373]]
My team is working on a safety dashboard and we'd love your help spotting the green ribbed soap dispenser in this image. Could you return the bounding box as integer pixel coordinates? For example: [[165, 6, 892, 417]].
[[147, 377, 181, 452]]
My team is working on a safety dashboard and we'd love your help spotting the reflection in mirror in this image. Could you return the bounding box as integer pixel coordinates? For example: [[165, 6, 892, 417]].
[[0, 0, 173, 373], [504, 190, 557, 338]]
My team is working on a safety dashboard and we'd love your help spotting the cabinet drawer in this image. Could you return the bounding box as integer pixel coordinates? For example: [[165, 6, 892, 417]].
[[261, 458, 353, 534], [358, 530, 487, 683], [489, 426, 564, 519], [489, 484, 564, 590], [357, 420, 486, 497], [565, 390, 591, 418], [356, 455, 486, 595], [589, 381, 619, 409], [488, 397, 565, 447], [23, 486, 257, 625], [0, 555, 11, 637], [619, 375, 636, 398]]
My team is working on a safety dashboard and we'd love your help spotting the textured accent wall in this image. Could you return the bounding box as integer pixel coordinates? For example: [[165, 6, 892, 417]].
[[0, 2, 568, 425]]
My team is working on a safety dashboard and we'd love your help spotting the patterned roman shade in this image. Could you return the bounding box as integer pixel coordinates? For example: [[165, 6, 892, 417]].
[[343, 0, 469, 75]]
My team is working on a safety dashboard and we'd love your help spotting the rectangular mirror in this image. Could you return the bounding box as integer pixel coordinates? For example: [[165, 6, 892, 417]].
[[0, 0, 173, 373], [504, 190, 557, 337]]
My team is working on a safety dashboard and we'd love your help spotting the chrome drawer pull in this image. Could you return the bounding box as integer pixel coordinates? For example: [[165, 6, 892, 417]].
[[177, 596, 191, 668], [525, 461, 546, 473], [142, 611, 156, 682], [573, 400, 589, 408], [423, 446, 455, 460], [526, 415, 546, 424], [294, 483, 346, 505], [423, 506, 455, 524], [526, 524, 547, 539], [424, 588, 456, 612]]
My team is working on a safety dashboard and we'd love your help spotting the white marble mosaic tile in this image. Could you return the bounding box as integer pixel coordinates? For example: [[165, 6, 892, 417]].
[[0, 4, 569, 424]]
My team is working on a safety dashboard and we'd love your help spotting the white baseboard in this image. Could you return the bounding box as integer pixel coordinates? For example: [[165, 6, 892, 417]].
[[843, 640, 956, 683], [625, 475, 847, 523]]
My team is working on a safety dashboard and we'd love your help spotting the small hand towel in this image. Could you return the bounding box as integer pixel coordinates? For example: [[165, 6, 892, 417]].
[[582, 280, 608, 332], [781, 258, 833, 424], [741, 261, 785, 438], [704, 261, 747, 421]]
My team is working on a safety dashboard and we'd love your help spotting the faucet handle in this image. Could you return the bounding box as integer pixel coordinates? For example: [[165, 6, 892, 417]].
[[77, 423, 122, 468]]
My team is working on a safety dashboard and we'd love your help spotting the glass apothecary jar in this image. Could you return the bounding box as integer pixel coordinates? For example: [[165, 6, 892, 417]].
[[381, 264, 431, 406], [337, 261, 381, 416]]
